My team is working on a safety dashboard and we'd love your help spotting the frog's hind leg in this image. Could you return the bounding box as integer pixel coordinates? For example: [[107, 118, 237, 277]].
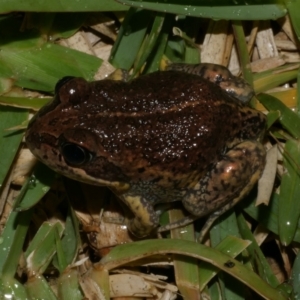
[[182, 140, 266, 241]]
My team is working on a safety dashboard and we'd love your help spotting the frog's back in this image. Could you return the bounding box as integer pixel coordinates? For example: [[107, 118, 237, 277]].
[[84, 71, 248, 179]]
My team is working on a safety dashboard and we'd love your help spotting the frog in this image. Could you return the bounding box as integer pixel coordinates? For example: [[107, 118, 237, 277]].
[[25, 63, 266, 238]]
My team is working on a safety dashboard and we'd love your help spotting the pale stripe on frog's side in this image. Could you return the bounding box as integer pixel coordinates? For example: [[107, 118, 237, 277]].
[[26, 63, 266, 239]]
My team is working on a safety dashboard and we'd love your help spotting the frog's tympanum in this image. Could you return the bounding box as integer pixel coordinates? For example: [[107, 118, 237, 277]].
[[26, 63, 266, 238]]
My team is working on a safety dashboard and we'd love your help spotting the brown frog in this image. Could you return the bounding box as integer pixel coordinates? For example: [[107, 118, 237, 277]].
[[25, 63, 266, 238]]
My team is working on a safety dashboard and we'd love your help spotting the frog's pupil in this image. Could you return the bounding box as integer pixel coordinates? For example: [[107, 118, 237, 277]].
[[61, 143, 89, 166]]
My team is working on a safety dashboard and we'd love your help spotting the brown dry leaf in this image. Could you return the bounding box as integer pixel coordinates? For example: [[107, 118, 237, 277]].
[[253, 223, 270, 246], [256, 20, 278, 59], [72, 184, 134, 257], [11, 148, 37, 186], [201, 20, 231, 65], [256, 145, 278, 206], [251, 56, 286, 73]]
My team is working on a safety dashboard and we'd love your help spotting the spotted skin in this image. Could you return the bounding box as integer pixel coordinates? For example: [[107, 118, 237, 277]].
[[26, 63, 266, 238]]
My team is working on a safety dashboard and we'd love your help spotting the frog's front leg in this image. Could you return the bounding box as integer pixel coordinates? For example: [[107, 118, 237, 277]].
[[182, 140, 266, 238], [118, 192, 159, 238]]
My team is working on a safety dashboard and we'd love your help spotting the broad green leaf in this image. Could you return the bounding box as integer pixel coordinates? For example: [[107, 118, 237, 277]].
[[0, 43, 102, 92], [0, 15, 102, 92]]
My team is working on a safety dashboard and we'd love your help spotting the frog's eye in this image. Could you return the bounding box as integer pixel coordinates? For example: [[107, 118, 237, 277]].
[[61, 143, 93, 166], [55, 77, 75, 94]]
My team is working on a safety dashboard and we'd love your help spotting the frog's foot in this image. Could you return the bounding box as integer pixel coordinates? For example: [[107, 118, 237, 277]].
[[119, 193, 159, 238], [182, 140, 266, 240]]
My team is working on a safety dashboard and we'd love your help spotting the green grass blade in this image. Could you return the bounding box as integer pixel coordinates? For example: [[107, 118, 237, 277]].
[[54, 226, 68, 273], [131, 13, 165, 78], [53, 205, 81, 271], [285, 0, 300, 40], [25, 275, 57, 300], [291, 250, 300, 298], [169, 209, 200, 299], [0, 96, 50, 111], [210, 211, 240, 246], [0, 0, 126, 12], [58, 269, 83, 300], [118, 0, 286, 20], [25, 221, 65, 274], [253, 65, 298, 94], [278, 140, 300, 246], [15, 163, 56, 211], [257, 93, 300, 139], [198, 236, 251, 290], [297, 68, 300, 114], [0, 209, 33, 277], [209, 212, 245, 300], [242, 192, 300, 244], [266, 111, 281, 129], [100, 239, 287, 300], [237, 213, 279, 287], [0, 277, 29, 299], [0, 107, 28, 186], [143, 14, 174, 73], [109, 8, 152, 70], [232, 21, 253, 86], [182, 17, 201, 64]]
